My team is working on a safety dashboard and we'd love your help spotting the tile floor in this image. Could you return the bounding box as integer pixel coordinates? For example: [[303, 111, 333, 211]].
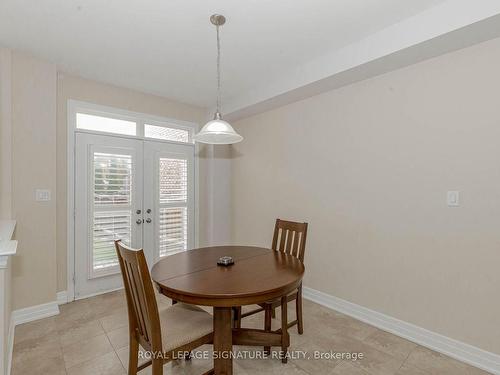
[[11, 290, 491, 375]]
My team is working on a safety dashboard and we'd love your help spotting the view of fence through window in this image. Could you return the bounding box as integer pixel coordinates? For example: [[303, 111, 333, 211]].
[[159, 158, 188, 256]]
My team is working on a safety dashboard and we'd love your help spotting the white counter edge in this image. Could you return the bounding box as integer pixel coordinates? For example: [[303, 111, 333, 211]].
[[0, 220, 17, 269]]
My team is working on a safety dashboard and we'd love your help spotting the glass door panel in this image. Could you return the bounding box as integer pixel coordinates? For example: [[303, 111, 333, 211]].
[[143, 141, 194, 264]]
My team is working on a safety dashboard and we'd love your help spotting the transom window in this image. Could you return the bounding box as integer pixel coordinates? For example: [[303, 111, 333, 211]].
[[145, 124, 190, 143], [76, 108, 194, 144], [77, 113, 137, 136]]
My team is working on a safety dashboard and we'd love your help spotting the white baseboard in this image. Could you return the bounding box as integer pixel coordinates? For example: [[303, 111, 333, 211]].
[[56, 291, 68, 305], [303, 287, 500, 375], [6, 319, 14, 375], [6, 300, 60, 374], [11, 300, 60, 326], [75, 286, 123, 301]]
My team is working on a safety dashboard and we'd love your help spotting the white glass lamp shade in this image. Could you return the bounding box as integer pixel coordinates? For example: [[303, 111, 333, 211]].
[[194, 113, 243, 144]]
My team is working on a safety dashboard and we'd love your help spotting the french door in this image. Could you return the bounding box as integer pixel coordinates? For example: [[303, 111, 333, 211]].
[[143, 141, 194, 266], [74, 132, 194, 299]]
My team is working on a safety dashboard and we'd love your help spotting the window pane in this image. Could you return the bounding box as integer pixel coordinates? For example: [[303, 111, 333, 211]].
[[159, 207, 187, 257], [93, 211, 131, 272], [159, 158, 187, 204], [77, 113, 136, 136], [145, 124, 190, 143], [94, 153, 132, 206]]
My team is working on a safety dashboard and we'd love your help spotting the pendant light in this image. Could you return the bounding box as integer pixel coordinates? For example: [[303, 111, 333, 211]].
[[194, 14, 243, 144]]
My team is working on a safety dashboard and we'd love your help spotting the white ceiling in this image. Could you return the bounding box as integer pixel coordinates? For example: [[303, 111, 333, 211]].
[[0, 0, 447, 110]]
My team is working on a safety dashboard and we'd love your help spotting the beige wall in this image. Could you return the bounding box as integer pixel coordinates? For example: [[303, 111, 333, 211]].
[[0, 47, 13, 375], [11, 52, 57, 309], [0, 48, 12, 220], [231, 36, 500, 354], [56, 74, 210, 292]]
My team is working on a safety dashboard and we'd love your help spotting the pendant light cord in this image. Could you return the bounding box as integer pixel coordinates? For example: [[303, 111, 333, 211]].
[[216, 24, 221, 115]]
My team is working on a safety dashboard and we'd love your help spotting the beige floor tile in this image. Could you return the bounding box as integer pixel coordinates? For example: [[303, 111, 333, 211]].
[[87, 290, 127, 318], [232, 361, 252, 374], [115, 348, 215, 375], [13, 316, 58, 347], [354, 349, 404, 375], [116, 345, 151, 371], [278, 301, 376, 343], [171, 356, 214, 375], [300, 299, 346, 323], [59, 319, 105, 347], [291, 344, 340, 374], [116, 345, 196, 375], [59, 298, 93, 317], [332, 361, 371, 374], [238, 310, 282, 331], [325, 313, 379, 341], [62, 333, 114, 368], [286, 328, 311, 348], [466, 366, 495, 375], [396, 363, 430, 375], [236, 356, 311, 375], [340, 337, 404, 375], [11, 335, 66, 375], [12, 364, 67, 375], [405, 346, 492, 375], [117, 343, 230, 374], [66, 351, 125, 375], [11, 291, 491, 375], [99, 309, 129, 332], [56, 299, 97, 331], [364, 329, 417, 360], [13, 334, 60, 355], [107, 326, 130, 350]]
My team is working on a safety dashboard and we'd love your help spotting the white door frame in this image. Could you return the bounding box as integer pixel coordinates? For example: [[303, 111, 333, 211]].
[[66, 99, 200, 302]]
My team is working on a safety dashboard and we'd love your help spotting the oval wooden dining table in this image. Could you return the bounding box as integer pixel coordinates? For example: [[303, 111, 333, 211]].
[[151, 245, 305, 375]]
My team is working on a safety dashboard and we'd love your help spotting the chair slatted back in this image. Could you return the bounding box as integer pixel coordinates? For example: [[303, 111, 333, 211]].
[[115, 240, 162, 352], [271, 219, 308, 262]]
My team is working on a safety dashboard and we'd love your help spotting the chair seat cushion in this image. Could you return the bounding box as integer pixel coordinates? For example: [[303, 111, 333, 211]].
[[159, 303, 213, 353]]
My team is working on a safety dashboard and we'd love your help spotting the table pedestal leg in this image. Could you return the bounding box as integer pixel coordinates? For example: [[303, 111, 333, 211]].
[[214, 307, 233, 375]]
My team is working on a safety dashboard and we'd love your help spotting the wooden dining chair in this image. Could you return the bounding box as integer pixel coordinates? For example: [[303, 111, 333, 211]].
[[115, 240, 214, 375], [233, 219, 308, 361]]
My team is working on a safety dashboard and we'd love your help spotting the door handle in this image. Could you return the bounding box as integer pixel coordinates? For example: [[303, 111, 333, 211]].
[[136, 219, 143, 225], [145, 218, 152, 224]]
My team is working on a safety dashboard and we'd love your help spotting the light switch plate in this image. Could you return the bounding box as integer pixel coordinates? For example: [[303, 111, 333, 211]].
[[447, 191, 459, 207], [35, 189, 51, 201]]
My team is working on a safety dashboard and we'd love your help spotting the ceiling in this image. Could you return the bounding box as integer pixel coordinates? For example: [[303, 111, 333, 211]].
[[0, 0, 448, 110]]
